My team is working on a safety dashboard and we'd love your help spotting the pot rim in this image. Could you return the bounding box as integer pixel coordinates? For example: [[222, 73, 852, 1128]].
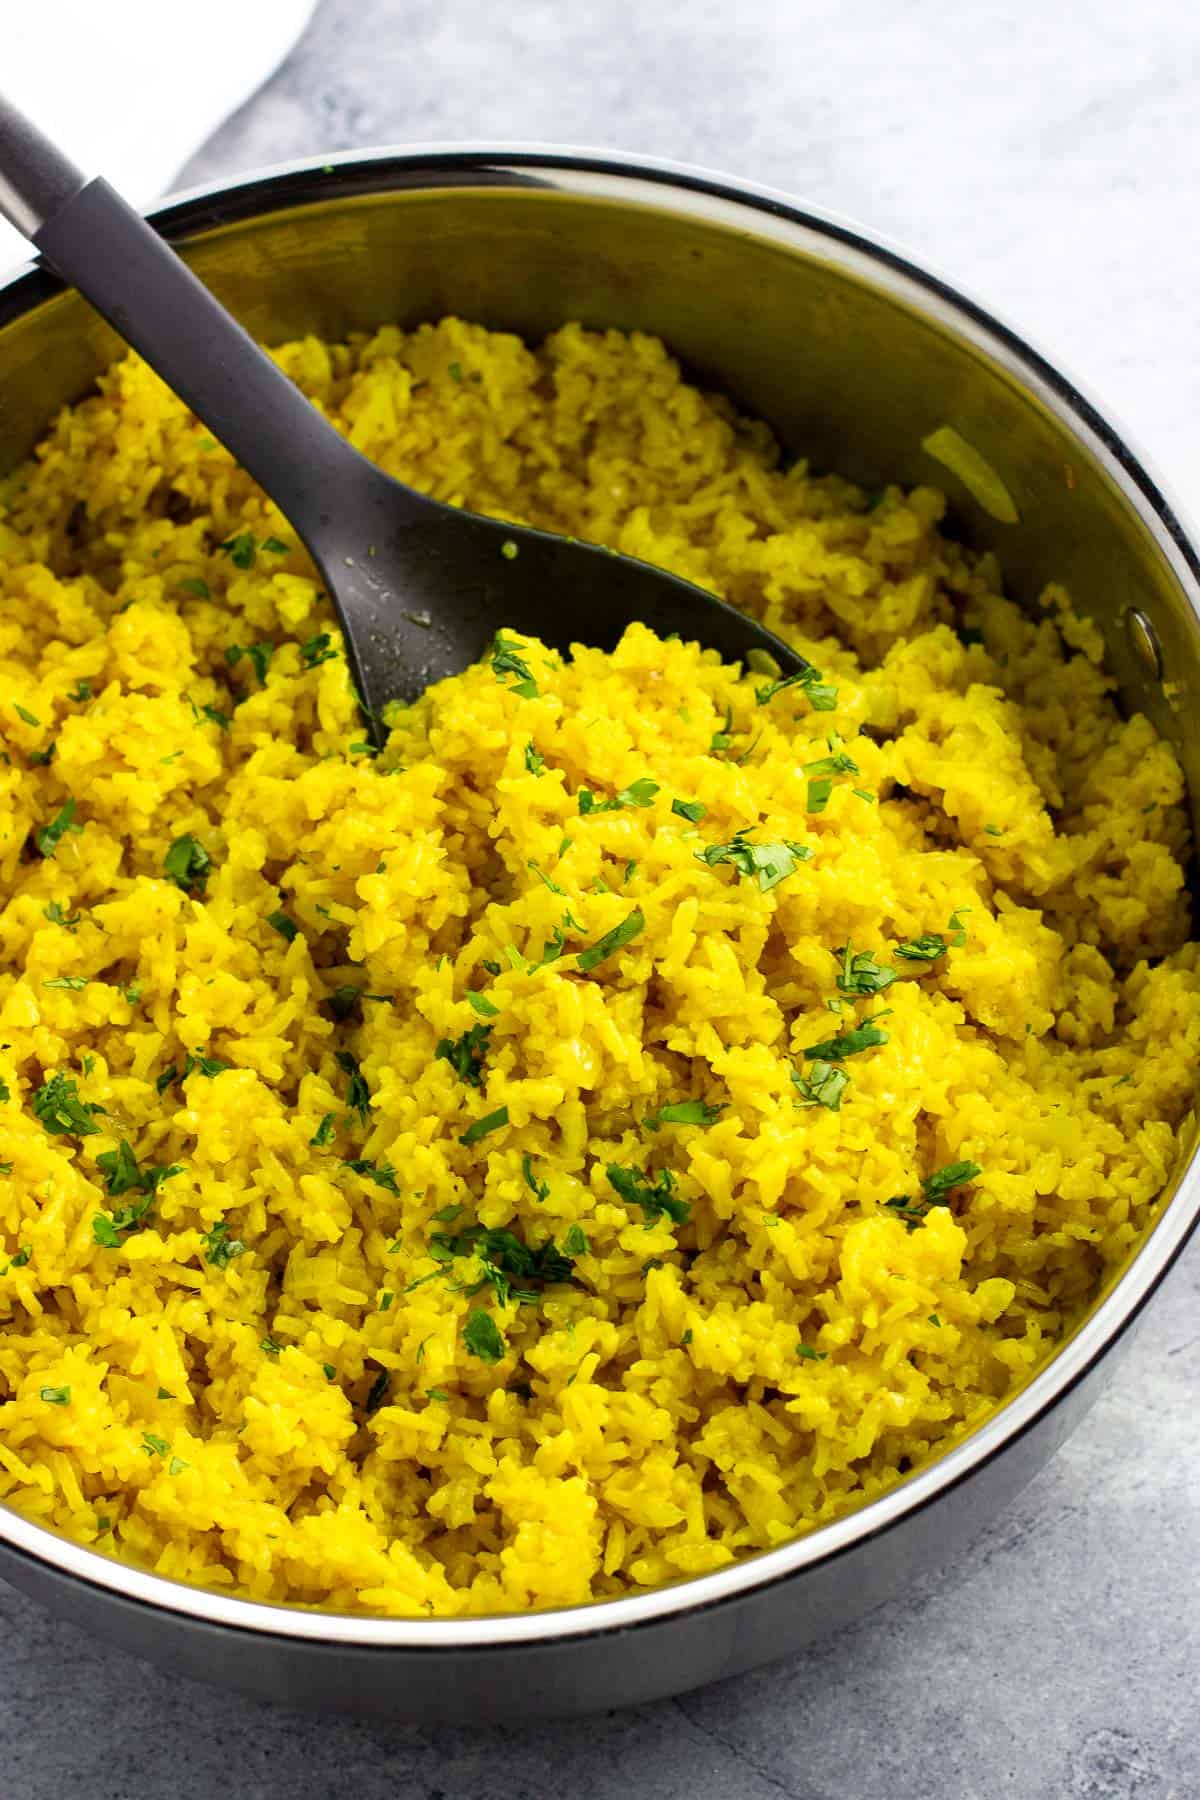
[[1, 142, 1197, 1651]]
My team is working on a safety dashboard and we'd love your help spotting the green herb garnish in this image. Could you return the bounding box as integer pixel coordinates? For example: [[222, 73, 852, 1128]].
[[219, 531, 257, 568], [39, 1386, 70, 1405], [522, 1154, 549, 1202], [644, 1099, 724, 1130], [463, 1310, 506, 1363], [341, 1158, 401, 1194], [836, 945, 897, 997], [43, 975, 88, 991], [163, 833, 211, 896], [35, 797, 82, 859], [435, 1023, 492, 1088], [803, 1018, 889, 1060], [577, 907, 644, 973], [202, 1221, 246, 1268], [32, 1071, 102, 1138], [524, 742, 545, 775], [225, 642, 273, 684], [179, 577, 211, 599], [335, 1050, 370, 1123], [266, 909, 298, 942], [310, 1112, 336, 1147], [791, 1061, 849, 1111], [489, 633, 538, 699], [562, 1224, 589, 1256], [301, 632, 338, 669], [606, 1164, 690, 1228], [459, 1106, 509, 1147], [695, 831, 812, 893], [671, 798, 706, 823], [465, 991, 499, 1019]]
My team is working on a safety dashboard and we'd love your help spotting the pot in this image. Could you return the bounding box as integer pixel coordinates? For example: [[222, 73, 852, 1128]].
[[0, 147, 1197, 1721]]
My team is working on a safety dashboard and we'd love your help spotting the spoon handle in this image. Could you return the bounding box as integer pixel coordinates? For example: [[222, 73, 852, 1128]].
[[0, 92, 358, 537]]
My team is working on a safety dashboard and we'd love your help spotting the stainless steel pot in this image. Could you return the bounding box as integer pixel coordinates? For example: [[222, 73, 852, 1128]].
[[1, 148, 1197, 1722]]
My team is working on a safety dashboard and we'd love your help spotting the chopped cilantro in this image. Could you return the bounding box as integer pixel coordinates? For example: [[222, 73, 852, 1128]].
[[68, 680, 92, 703], [39, 1385, 70, 1405], [524, 742, 545, 775], [672, 798, 706, 823], [260, 1337, 282, 1357], [262, 536, 289, 555], [489, 633, 538, 699], [32, 1072, 102, 1138], [425, 1387, 450, 1401], [225, 642, 273, 685], [14, 703, 39, 726], [35, 797, 82, 859], [310, 1112, 336, 1147], [807, 778, 833, 813], [804, 1018, 889, 1060], [463, 1310, 506, 1363], [577, 907, 644, 973], [606, 1163, 690, 1228], [806, 749, 860, 779], [579, 776, 660, 814], [301, 632, 338, 669], [43, 900, 82, 932], [466, 991, 499, 1019], [527, 861, 565, 895], [184, 1052, 229, 1079], [168, 1456, 188, 1476], [797, 1345, 828, 1362], [644, 1099, 724, 1130], [43, 975, 88, 991], [200, 703, 231, 731], [6, 1247, 32, 1270], [328, 984, 362, 1020], [266, 909, 298, 942], [179, 577, 211, 599], [202, 1221, 247, 1268], [695, 831, 812, 893], [947, 908, 970, 945], [322, 1364, 337, 1382], [755, 665, 838, 712], [436, 1022, 492, 1087], [884, 1161, 982, 1232], [96, 1140, 182, 1202], [163, 833, 211, 896], [141, 1432, 169, 1458], [791, 1060, 849, 1111], [335, 1050, 370, 1122], [219, 531, 257, 568], [522, 1154, 549, 1202], [342, 1158, 401, 1194], [448, 361, 464, 383], [923, 1160, 983, 1203], [562, 1224, 589, 1256], [836, 945, 897, 997], [364, 1368, 390, 1414], [459, 1105, 509, 1147]]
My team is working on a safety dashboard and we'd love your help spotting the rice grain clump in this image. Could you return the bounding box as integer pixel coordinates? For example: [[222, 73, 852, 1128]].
[[0, 319, 1196, 1616]]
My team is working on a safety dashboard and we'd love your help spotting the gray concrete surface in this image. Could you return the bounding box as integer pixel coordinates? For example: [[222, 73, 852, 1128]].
[[4, 2, 1200, 1794]]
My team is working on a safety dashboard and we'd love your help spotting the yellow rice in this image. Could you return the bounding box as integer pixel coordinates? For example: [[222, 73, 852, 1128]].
[[0, 316, 1196, 1617]]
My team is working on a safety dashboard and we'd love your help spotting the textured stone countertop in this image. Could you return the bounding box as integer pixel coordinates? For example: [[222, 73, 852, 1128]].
[[3, 3, 1198, 1794]]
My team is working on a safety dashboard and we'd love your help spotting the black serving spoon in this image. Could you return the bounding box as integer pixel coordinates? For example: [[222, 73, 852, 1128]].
[[0, 97, 804, 732]]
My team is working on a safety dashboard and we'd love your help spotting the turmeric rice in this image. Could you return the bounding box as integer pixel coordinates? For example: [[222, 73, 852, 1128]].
[[0, 317, 1195, 1616]]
